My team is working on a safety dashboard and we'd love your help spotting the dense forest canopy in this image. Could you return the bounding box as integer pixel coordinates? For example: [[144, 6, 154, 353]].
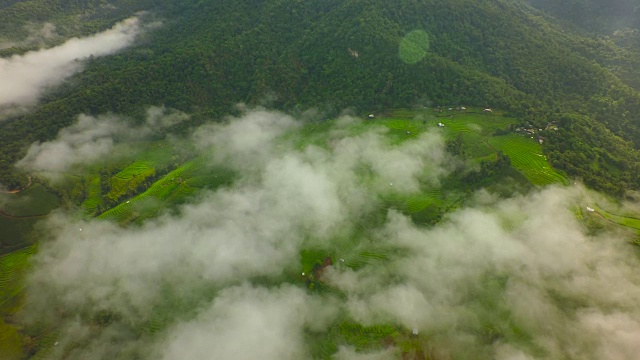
[[0, 0, 639, 195]]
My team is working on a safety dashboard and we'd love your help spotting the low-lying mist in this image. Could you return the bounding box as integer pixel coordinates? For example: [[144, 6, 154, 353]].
[[0, 16, 148, 118], [19, 109, 640, 360], [17, 106, 188, 178]]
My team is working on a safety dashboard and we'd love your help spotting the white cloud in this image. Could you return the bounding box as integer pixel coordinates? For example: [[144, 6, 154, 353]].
[[16, 106, 187, 175], [159, 285, 332, 360], [0, 16, 143, 111], [17, 113, 127, 173]]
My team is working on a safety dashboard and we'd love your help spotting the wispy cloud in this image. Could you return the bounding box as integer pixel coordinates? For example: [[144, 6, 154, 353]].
[[16, 106, 187, 176], [16, 113, 128, 174], [0, 16, 143, 112]]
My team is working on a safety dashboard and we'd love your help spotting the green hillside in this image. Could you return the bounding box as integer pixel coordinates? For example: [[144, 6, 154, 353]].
[[0, 0, 640, 195]]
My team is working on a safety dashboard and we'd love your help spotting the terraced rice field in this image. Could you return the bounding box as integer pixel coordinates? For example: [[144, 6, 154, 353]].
[[294, 121, 337, 148], [99, 163, 194, 223], [0, 319, 23, 360], [81, 176, 103, 215], [310, 322, 398, 359], [106, 161, 156, 202], [593, 205, 640, 230], [382, 118, 422, 132], [97, 158, 229, 224], [488, 134, 566, 186], [436, 113, 512, 159], [0, 245, 35, 307], [335, 322, 398, 350], [406, 193, 438, 213], [319, 219, 392, 271], [115, 161, 155, 179]]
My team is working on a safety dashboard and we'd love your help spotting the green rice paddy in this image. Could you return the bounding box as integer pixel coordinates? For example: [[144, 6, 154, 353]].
[[593, 205, 640, 231], [374, 108, 566, 187], [80, 176, 103, 215], [97, 158, 235, 224], [98, 162, 195, 223], [489, 135, 566, 186], [0, 245, 36, 308], [0, 319, 23, 360]]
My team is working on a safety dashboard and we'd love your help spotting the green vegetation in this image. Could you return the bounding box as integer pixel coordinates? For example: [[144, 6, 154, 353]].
[[0, 184, 59, 217], [399, 30, 430, 64], [0, 245, 35, 307], [1, 0, 640, 357], [489, 134, 566, 186], [0, 185, 58, 254], [593, 205, 640, 231], [97, 161, 197, 223], [0, 0, 640, 196], [423, 108, 566, 187], [310, 322, 399, 359], [105, 161, 155, 202], [0, 246, 36, 360], [0, 319, 23, 360], [0, 0, 155, 44]]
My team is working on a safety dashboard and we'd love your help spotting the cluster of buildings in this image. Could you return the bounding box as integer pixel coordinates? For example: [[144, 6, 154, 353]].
[[515, 122, 559, 144], [433, 106, 467, 113]]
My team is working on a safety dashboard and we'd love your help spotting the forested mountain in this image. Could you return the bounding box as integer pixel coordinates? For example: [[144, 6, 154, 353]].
[[2, 0, 640, 195]]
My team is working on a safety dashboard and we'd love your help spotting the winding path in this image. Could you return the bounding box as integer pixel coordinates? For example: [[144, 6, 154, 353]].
[[0, 177, 32, 194], [0, 209, 48, 220]]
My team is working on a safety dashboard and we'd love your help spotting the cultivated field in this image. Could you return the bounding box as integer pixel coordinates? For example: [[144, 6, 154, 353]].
[[0, 246, 36, 360]]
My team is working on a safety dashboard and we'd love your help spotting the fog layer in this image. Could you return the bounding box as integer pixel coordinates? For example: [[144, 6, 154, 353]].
[[17, 106, 187, 176], [21, 110, 640, 360], [0, 16, 143, 112]]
